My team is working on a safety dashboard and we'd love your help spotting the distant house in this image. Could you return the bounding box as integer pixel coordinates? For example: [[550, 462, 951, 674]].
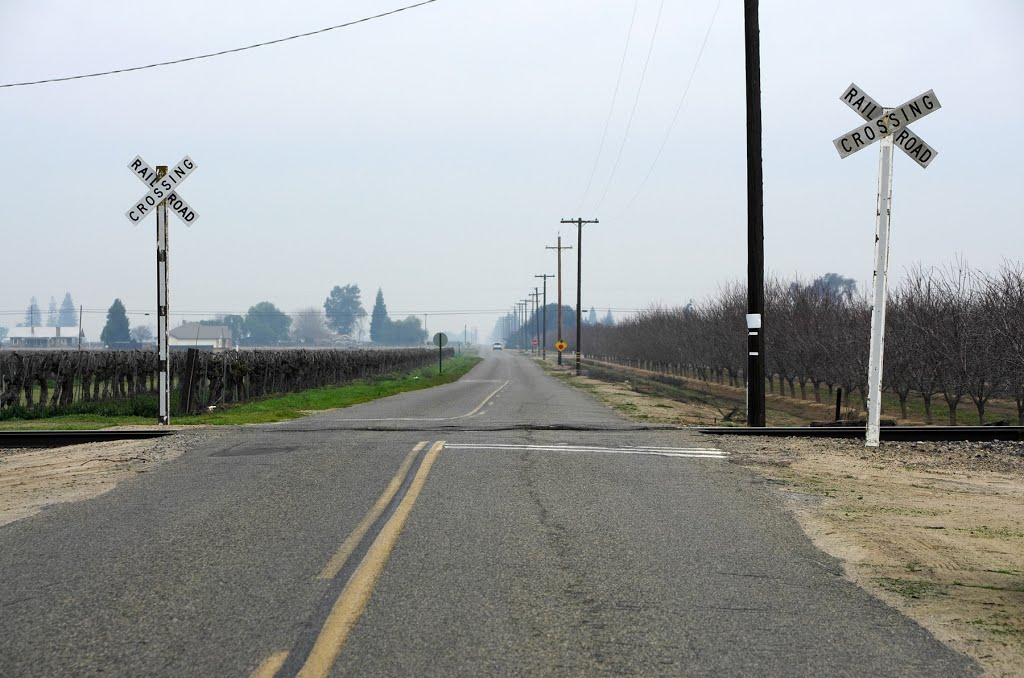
[[168, 323, 232, 349], [8, 326, 84, 348]]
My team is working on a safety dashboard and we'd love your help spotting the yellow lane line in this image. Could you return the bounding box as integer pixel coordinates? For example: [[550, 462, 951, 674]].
[[249, 650, 288, 678], [297, 440, 446, 678], [318, 441, 427, 580], [456, 379, 509, 418]]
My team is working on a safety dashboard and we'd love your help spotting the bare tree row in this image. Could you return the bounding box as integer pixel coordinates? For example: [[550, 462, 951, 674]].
[[584, 262, 1024, 424]]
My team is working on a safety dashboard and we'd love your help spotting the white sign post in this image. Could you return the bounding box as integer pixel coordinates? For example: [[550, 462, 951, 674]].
[[126, 155, 199, 426], [833, 84, 940, 447]]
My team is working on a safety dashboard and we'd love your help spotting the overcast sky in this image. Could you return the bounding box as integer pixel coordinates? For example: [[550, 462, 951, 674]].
[[2, 0, 1021, 341]]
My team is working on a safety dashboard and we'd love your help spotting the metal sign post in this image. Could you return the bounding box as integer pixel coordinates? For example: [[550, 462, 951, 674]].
[[833, 84, 940, 447], [126, 155, 199, 426], [433, 332, 448, 374]]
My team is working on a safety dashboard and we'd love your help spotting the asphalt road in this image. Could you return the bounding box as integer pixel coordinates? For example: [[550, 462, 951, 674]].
[[0, 351, 978, 677]]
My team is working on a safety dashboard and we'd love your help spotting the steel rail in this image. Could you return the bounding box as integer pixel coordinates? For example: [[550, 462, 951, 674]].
[[697, 426, 1024, 442]]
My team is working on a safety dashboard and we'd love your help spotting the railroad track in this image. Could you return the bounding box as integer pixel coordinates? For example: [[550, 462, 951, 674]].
[[698, 425, 1024, 442], [0, 429, 179, 448]]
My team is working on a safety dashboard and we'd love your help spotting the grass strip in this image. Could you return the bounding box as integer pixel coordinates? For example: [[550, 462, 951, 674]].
[[0, 355, 481, 430]]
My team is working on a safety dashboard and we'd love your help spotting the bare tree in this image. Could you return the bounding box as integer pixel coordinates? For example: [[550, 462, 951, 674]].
[[291, 307, 331, 345], [130, 325, 154, 344]]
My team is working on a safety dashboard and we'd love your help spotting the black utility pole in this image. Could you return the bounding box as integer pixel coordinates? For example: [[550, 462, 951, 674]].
[[744, 0, 766, 427], [535, 274, 554, 360], [561, 217, 598, 375], [546, 236, 573, 366]]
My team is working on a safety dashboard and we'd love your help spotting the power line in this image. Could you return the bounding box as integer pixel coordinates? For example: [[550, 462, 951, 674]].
[[575, 0, 641, 212], [0, 0, 440, 89], [611, 0, 722, 220], [591, 0, 667, 214]]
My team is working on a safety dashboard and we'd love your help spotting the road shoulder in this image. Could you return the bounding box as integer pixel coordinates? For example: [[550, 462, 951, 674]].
[[0, 429, 224, 528], [541, 356, 1024, 676]]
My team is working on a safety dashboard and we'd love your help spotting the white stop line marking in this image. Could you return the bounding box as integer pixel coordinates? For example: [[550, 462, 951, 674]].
[[443, 443, 727, 459]]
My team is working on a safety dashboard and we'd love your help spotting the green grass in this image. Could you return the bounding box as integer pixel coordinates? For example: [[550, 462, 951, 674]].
[[0, 356, 481, 429], [875, 577, 946, 599]]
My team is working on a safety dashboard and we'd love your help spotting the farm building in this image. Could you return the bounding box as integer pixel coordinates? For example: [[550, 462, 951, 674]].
[[168, 323, 232, 349], [7, 326, 85, 348]]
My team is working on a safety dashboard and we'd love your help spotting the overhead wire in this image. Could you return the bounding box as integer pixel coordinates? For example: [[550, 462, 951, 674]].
[[590, 0, 667, 214], [611, 0, 722, 221], [574, 0, 641, 212], [0, 0, 440, 89]]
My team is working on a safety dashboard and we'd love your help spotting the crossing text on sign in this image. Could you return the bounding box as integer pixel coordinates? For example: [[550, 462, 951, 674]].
[[125, 155, 199, 224], [833, 84, 941, 168]]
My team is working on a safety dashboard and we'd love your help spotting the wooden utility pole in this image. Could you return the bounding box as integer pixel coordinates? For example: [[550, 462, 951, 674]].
[[744, 0, 766, 427], [560, 218, 598, 375], [520, 300, 529, 349], [535, 274, 554, 359], [529, 288, 541, 353], [546, 236, 573, 366]]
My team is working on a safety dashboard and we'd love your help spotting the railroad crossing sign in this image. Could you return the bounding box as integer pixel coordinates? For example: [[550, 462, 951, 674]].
[[124, 154, 200, 427], [833, 84, 941, 448], [555, 341, 567, 352], [126, 155, 199, 224], [833, 84, 941, 168]]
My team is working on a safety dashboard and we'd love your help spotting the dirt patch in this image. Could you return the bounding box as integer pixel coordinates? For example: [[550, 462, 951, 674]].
[[540, 356, 1024, 676], [0, 430, 222, 528], [718, 436, 1024, 678]]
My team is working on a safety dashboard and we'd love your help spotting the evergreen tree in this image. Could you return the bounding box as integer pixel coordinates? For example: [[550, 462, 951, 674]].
[[244, 302, 291, 345], [100, 299, 131, 347], [602, 309, 615, 326], [587, 306, 598, 325], [22, 297, 41, 327], [58, 292, 77, 326], [369, 289, 390, 343], [323, 284, 367, 336], [47, 297, 59, 326]]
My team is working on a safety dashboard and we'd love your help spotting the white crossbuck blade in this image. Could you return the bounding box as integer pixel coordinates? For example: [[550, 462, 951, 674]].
[[125, 155, 199, 224], [833, 83, 940, 168]]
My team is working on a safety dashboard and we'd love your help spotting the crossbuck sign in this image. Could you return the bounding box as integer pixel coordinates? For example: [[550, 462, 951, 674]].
[[833, 84, 940, 168], [125, 155, 200, 426], [834, 84, 941, 447], [126, 155, 199, 224]]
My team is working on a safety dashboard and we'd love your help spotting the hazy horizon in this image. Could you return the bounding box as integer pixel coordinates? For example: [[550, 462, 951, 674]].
[[2, 0, 1021, 342]]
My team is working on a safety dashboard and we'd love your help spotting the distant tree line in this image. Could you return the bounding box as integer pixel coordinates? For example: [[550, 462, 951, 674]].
[[16, 293, 77, 328], [89, 284, 433, 348], [369, 289, 427, 346], [583, 262, 1024, 425], [495, 305, 614, 349]]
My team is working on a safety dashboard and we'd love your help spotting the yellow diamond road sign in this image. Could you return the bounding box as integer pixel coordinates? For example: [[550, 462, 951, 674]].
[[555, 341, 567, 352]]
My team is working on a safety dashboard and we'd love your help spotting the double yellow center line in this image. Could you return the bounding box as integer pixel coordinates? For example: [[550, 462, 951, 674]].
[[253, 440, 445, 678]]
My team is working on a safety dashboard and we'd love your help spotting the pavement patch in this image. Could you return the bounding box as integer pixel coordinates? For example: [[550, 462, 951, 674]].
[[443, 442, 728, 459]]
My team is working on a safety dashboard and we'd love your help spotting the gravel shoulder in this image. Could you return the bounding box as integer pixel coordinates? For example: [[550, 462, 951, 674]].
[[0, 430, 224, 528], [539, 356, 1024, 677]]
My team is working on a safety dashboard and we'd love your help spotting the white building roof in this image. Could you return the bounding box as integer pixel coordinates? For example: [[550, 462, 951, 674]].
[[169, 322, 230, 341]]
